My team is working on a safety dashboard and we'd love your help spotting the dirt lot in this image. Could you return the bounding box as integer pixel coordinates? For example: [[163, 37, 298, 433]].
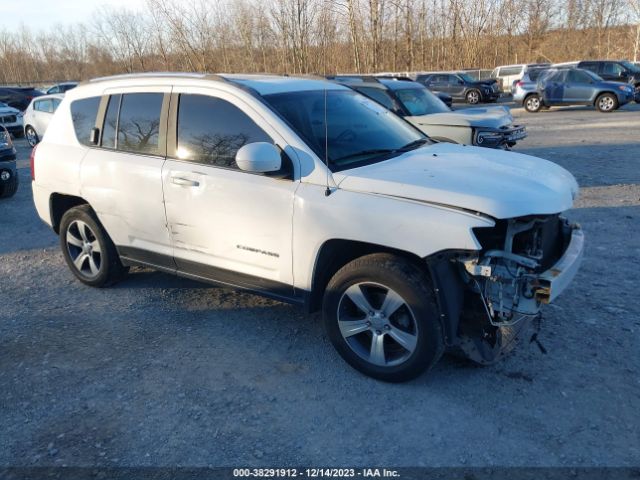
[[1, 101, 639, 468]]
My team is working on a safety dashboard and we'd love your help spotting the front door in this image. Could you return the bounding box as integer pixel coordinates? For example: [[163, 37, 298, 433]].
[[161, 88, 298, 297], [565, 70, 595, 103]]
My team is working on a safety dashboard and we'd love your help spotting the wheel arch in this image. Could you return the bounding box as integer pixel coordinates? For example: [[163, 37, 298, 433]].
[[308, 239, 423, 313], [593, 90, 618, 105], [49, 193, 90, 234], [308, 239, 469, 346]]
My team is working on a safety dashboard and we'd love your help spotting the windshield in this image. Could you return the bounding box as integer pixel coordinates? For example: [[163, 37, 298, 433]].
[[395, 88, 450, 115], [621, 61, 640, 73], [264, 90, 427, 171], [458, 73, 476, 83]]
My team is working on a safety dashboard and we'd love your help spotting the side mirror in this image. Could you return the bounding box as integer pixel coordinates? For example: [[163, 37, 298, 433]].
[[235, 142, 281, 173]]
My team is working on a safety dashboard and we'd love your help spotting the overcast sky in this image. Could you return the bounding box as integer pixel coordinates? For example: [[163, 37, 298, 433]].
[[0, 0, 147, 32]]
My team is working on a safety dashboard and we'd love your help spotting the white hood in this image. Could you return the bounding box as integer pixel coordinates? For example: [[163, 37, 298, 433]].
[[0, 104, 21, 116], [407, 106, 513, 129], [333, 143, 578, 219]]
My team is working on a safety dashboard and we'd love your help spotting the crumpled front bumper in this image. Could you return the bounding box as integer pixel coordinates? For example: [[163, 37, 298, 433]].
[[474, 124, 527, 148], [534, 224, 585, 304]]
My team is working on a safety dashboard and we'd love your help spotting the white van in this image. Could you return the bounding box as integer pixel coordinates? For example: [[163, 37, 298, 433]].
[[491, 63, 551, 92]]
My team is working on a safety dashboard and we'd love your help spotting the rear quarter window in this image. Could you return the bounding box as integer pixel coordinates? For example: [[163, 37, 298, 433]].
[[70, 97, 100, 146]]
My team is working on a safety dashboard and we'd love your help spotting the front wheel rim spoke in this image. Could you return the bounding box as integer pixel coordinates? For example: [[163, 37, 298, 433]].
[[380, 288, 405, 317], [73, 253, 87, 270], [388, 326, 418, 353], [369, 333, 386, 366], [90, 240, 101, 254], [345, 284, 374, 315], [77, 222, 90, 242], [338, 318, 370, 338], [66, 230, 83, 248], [88, 255, 100, 275]]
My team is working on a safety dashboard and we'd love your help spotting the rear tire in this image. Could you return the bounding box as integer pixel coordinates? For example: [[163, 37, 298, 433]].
[[322, 253, 444, 382], [595, 93, 618, 112], [0, 170, 18, 198], [524, 94, 542, 112], [59, 205, 128, 287], [25, 126, 39, 147]]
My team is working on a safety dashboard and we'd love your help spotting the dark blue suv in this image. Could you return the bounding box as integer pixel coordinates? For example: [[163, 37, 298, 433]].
[[525, 68, 635, 113]]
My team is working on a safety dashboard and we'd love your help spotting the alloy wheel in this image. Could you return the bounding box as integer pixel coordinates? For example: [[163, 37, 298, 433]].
[[598, 95, 615, 111], [526, 96, 540, 111], [65, 220, 102, 278], [337, 282, 418, 367], [26, 127, 38, 147], [467, 91, 479, 104]]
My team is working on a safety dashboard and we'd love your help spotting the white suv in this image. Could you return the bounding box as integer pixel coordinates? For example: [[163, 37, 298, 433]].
[[32, 73, 584, 382]]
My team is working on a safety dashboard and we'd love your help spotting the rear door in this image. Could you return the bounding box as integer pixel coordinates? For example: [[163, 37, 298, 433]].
[[79, 88, 173, 266], [427, 75, 449, 95], [447, 75, 466, 97], [542, 71, 567, 104], [161, 87, 297, 295]]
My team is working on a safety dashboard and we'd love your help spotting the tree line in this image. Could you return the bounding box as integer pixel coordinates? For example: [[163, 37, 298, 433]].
[[1, 0, 639, 85]]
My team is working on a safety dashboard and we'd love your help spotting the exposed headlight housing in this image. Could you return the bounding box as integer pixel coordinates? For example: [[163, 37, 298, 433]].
[[475, 130, 504, 147]]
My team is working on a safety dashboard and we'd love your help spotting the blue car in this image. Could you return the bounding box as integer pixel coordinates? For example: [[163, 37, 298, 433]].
[[524, 67, 635, 113]]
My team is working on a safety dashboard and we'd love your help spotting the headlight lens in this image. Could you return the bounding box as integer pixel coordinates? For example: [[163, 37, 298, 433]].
[[1, 171, 11, 181]]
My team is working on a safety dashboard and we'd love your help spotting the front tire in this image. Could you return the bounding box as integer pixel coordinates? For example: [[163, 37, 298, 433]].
[[322, 253, 444, 382], [59, 205, 128, 287], [0, 170, 18, 198], [595, 93, 618, 112], [25, 126, 39, 147], [524, 94, 542, 112], [466, 89, 480, 105]]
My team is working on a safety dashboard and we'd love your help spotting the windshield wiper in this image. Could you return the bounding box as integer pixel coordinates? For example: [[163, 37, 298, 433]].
[[333, 149, 396, 162], [398, 138, 429, 151]]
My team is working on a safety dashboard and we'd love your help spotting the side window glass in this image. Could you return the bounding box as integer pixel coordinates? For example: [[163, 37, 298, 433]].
[[117, 93, 163, 155], [176, 94, 272, 169], [70, 96, 101, 146], [357, 87, 396, 111], [52, 98, 61, 111], [603, 63, 624, 75], [33, 100, 42, 111], [101, 94, 121, 149]]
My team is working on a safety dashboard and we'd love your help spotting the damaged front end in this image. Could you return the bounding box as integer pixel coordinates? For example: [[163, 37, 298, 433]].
[[430, 214, 584, 365], [463, 215, 584, 325]]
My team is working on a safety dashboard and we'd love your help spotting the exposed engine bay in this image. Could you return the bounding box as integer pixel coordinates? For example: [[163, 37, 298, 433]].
[[460, 214, 580, 327]]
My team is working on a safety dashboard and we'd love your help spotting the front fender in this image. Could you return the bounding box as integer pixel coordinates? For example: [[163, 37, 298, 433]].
[[292, 183, 493, 291]]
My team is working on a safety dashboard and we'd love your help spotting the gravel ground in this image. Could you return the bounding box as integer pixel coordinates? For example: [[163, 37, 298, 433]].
[[0, 101, 639, 469]]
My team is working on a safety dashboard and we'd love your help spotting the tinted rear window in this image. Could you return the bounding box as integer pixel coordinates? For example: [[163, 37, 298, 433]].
[[117, 93, 163, 155], [70, 97, 100, 146]]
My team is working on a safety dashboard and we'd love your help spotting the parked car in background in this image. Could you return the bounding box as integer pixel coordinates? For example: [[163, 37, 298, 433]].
[[0, 125, 18, 198], [525, 67, 634, 113], [23, 94, 64, 147], [332, 76, 525, 149], [577, 60, 640, 101], [491, 63, 550, 92], [435, 91, 453, 108], [510, 66, 551, 94], [0, 87, 43, 111], [374, 74, 453, 107], [31, 73, 583, 381], [45, 82, 78, 95], [0, 101, 24, 137], [416, 72, 500, 104]]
